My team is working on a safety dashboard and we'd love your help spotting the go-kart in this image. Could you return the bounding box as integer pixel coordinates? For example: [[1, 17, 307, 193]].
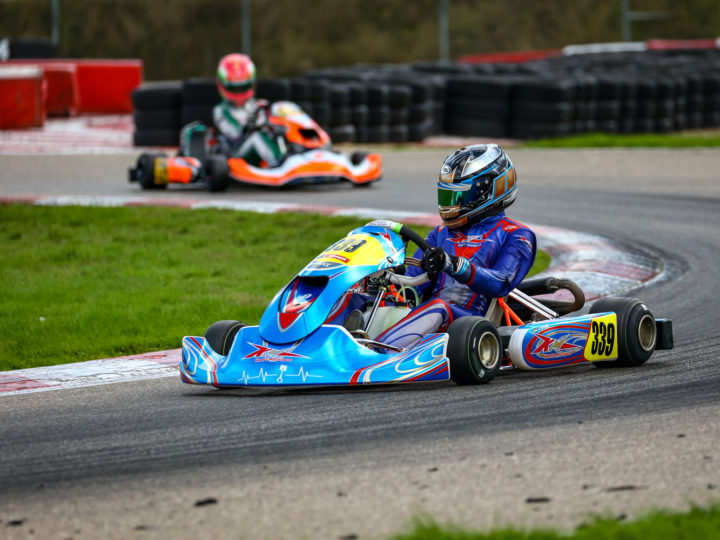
[[129, 101, 382, 192], [179, 221, 673, 388]]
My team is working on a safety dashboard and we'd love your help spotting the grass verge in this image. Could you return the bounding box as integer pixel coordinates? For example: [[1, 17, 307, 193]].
[[521, 131, 720, 148], [0, 204, 549, 371], [391, 504, 720, 540]]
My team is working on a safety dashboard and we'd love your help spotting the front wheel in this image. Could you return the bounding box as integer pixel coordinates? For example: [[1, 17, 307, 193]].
[[136, 153, 167, 190], [589, 297, 656, 367], [204, 320, 246, 356], [447, 317, 502, 385]]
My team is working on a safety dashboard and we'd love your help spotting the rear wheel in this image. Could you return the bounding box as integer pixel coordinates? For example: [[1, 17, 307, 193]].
[[447, 317, 502, 385], [206, 155, 230, 192], [589, 297, 656, 367], [204, 320, 246, 356]]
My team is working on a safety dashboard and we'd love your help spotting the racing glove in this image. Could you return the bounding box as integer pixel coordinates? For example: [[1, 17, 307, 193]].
[[421, 246, 472, 283]]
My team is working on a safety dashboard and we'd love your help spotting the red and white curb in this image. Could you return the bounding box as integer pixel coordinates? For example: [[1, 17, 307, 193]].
[[0, 195, 664, 397], [0, 115, 137, 155]]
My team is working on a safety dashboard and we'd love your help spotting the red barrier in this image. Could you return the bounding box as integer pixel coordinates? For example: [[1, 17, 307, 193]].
[[646, 38, 719, 50], [73, 59, 143, 113], [8, 59, 143, 114], [42, 63, 79, 116], [0, 65, 46, 129], [457, 48, 562, 64]]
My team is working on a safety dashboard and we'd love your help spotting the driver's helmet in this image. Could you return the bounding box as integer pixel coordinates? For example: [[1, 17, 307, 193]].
[[216, 53, 256, 107], [437, 144, 517, 228]]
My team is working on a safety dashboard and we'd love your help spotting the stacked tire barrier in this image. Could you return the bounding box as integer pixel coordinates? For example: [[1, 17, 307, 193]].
[[131, 48, 720, 146], [131, 69, 442, 146], [181, 78, 219, 126], [131, 81, 182, 147]]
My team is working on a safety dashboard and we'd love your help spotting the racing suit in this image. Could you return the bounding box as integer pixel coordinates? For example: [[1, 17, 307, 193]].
[[212, 98, 285, 166], [376, 212, 536, 348]]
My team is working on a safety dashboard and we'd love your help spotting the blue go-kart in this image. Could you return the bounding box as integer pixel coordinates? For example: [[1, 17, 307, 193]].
[[179, 221, 673, 388]]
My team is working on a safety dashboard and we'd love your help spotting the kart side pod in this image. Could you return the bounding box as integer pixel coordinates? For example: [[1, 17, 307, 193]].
[[507, 313, 619, 370], [506, 299, 672, 370]]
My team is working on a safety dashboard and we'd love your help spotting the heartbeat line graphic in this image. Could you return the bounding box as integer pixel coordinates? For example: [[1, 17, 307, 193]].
[[238, 366, 324, 385]]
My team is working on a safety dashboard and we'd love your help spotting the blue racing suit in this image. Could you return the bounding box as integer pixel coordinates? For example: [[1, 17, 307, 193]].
[[376, 212, 536, 348]]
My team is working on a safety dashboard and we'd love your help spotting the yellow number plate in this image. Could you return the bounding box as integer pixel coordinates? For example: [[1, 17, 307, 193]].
[[584, 313, 619, 362]]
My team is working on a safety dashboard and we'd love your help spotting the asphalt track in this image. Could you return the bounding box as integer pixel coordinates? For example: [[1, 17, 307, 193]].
[[0, 148, 719, 539]]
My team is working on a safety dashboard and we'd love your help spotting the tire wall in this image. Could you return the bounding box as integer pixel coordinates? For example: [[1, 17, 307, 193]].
[[131, 48, 720, 145]]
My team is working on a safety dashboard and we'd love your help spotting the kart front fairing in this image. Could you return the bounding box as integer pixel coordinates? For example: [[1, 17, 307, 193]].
[[226, 101, 382, 187], [180, 225, 450, 387], [225, 149, 382, 187]]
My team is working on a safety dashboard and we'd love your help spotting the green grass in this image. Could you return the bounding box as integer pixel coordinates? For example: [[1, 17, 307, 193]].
[[521, 131, 720, 148], [392, 505, 720, 540], [0, 204, 549, 371]]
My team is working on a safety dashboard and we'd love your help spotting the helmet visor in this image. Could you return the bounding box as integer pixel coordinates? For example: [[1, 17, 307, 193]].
[[224, 81, 254, 93], [437, 184, 468, 208]]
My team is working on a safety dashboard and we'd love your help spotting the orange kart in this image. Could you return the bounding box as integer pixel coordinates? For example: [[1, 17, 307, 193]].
[[128, 101, 382, 192]]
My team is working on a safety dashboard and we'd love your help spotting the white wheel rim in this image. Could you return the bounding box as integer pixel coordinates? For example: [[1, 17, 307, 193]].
[[477, 331, 500, 370]]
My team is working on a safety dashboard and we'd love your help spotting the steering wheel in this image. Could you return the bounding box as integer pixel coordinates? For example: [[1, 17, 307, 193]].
[[365, 220, 432, 285]]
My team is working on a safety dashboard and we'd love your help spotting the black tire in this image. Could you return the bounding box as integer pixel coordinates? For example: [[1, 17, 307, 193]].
[[328, 85, 350, 106], [389, 124, 409, 143], [387, 85, 412, 108], [182, 77, 219, 104], [290, 78, 311, 102], [512, 100, 574, 123], [446, 76, 513, 100], [589, 297, 657, 367], [512, 77, 576, 102], [328, 124, 356, 143], [365, 124, 390, 143], [204, 320, 246, 356], [256, 78, 291, 101], [411, 61, 473, 75], [311, 102, 332, 126], [594, 100, 621, 120], [382, 76, 434, 103], [408, 119, 433, 141], [133, 108, 181, 130], [366, 85, 389, 106], [131, 81, 183, 109], [181, 103, 214, 126], [445, 97, 509, 121], [330, 105, 351, 126], [389, 106, 409, 125], [368, 105, 390, 125], [350, 104, 369, 125], [408, 101, 434, 122], [133, 128, 180, 147], [447, 317, 502, 385], [446, 116, 508, 138], [135, 153, 167, 190], [347, 83, 368, 105], [206, 155, 230, 192], [306, 79, 329, 102]]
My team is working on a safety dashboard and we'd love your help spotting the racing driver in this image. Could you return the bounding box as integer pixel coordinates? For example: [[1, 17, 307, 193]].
[[210, 53, 285, 167], [334, 144, 536, 348]]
